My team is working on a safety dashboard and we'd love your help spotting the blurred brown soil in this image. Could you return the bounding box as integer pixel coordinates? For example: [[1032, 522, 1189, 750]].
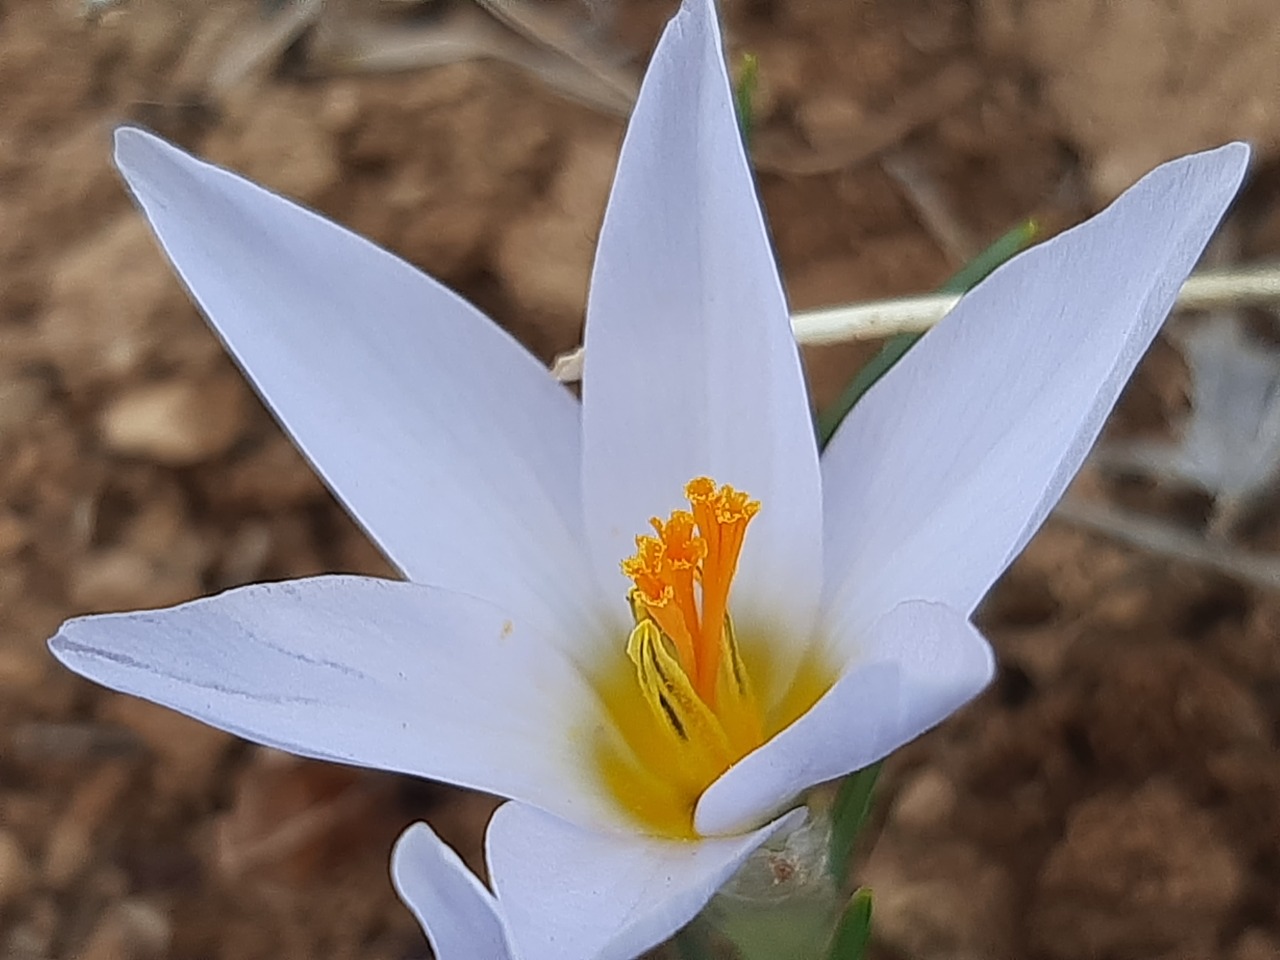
[[2, 0, 1280, 958]]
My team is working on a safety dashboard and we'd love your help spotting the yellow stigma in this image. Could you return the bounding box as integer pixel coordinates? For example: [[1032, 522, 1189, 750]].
[[591, 477, 833, 838]]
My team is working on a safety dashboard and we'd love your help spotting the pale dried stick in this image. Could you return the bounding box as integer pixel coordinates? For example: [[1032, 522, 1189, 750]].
[[881, 147, 981, 263], [550, 264, 1280, 382], [797, 264, 1280, 344], [1052, 497, 1280, 591]]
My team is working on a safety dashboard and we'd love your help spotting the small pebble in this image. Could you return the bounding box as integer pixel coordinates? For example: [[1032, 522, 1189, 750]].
[[98, 375, 247, 466]]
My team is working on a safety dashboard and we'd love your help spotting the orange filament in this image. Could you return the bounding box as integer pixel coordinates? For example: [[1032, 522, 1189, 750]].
[[621, 477, 760, 704]]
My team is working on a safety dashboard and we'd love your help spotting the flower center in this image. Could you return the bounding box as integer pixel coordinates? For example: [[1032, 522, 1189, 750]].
[[590, 477, 833, 838]]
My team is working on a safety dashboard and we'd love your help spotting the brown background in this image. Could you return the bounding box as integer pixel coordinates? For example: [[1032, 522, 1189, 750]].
[[3, 0, 1280, 958]]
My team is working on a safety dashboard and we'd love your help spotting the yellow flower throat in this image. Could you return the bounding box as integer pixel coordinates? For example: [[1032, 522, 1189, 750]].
[[592, 477, 832, 838]]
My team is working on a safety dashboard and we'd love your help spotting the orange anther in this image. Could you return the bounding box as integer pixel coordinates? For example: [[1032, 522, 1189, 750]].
[[649, 510, 706, 569], [624, 478, 760, 705], [685, 476, 717, 502], [622, 528, 699, 670], [714, 486, 760, 524]]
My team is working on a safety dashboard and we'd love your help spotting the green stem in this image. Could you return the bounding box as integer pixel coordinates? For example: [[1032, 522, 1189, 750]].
[[827, 761, 882, 880], [826, 888, 874, 960]]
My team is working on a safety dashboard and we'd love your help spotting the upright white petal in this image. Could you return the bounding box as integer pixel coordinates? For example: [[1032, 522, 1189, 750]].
[[822, 144, 1250, 637], [696, 601, 992, 836], [50, 577, 625, 830], [114, 129, 598, 648], [487, 801, 804, 960], [580, 0, 822, 640], [392, 823, 515, 960]]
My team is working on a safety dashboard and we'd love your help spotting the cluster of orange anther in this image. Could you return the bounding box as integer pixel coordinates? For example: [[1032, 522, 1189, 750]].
[[621, 477, 760, 704]]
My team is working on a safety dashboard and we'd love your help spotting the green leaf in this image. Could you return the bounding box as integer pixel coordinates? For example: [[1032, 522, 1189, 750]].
[[826, 888, 874, 960], [814, 332, 920, 446], [815, 218, 1040, 448], [827, 761, 882, 880], [734, 53, 759, 146], [938, 218, 1039, 297]]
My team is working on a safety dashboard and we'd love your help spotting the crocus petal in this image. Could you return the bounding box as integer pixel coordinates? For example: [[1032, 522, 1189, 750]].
[[49, 576, 624, 829], [821, 144, 1250, 637], [392, 823, 515, 960], [695, 601, 992, 836], [580, 0, 822, 639], [487, 801, 804, 960], [114, 129, 599, 649]]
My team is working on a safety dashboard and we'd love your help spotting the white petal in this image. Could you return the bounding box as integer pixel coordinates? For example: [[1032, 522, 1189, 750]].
[[487, 801, 804, 960], [49, 576, 623, 829], [580, 0, 822, 637], [821, 144, 1250, 635], [392, 823, 515, 960], [114, 128, 598, 647], [696, 601, 992, 836]]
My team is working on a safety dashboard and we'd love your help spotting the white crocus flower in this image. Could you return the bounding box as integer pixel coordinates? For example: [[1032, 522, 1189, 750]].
[[50, 0, 1246, 955]]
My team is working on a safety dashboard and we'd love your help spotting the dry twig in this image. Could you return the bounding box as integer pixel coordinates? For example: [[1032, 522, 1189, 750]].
[[1053, 497, 1280, 591], [552, 264, 1280, 382]]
